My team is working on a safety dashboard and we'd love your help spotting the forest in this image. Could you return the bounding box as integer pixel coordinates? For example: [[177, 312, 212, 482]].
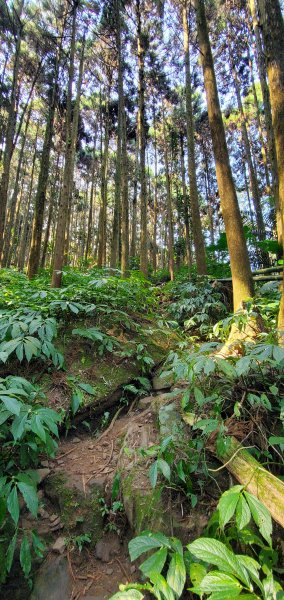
[[0, 0, 284, 598]]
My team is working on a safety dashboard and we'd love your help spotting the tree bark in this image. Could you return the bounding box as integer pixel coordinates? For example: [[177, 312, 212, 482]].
[[51, 4, 78, 287], [137, 0, 148, 276], [257, 0, 284, 341], [182, 5, 207, 275], [194, 0, 254, 311], [2, 102, 32, 267], [0, 19, 22, 258], [248, 0, 281, 245], [162, 103, 174, 281]]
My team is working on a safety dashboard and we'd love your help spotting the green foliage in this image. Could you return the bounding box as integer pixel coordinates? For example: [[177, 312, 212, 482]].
[[0, 309, 64, 367], [109, 488, 283, 600], [0, 376, 62, 581], [66, 533, 91, 553], [164, 340, 284, 466], [165, 280, 227, 337], [72, 326, 121, 356]]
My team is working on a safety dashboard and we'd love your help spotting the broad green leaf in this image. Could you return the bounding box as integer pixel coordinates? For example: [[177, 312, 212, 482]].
[[7, 485, 19, 524], [0, 395, 21, 415], [6, 530, 18, 573], [167, 552, 186, 596], [244, 492, 272, 547], [236, 556, 261, 592], [235, 356, 251, 377], [11, 414, 28, 440], [71, 392, 82, 415], [17, 482, 38, 517], [235, 495, 251, 531], [194, 387, 205, 405], [20, 535, 32, 577], [30, 414, 46, 442], [157, 458, 171, 481], [198, 571, 243, 593], [189, 562, 207, 587], [150, 573, 175, 600], [0, 409, 12, 424], [129, 533, 170, 561], [77, 382, 96, 395], [218, 486, 243, 529], [149, 461, 158, 488], [140, 547, 167, 577], [268, 436, 284, 451], [109, 591, 144, 600], [187, 538, 251, 588]]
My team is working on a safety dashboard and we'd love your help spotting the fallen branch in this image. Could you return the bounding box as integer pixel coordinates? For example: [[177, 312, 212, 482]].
[[182, 414, 284, 528]]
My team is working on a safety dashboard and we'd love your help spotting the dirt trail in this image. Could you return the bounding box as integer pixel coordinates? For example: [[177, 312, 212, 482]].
[[40, 404, 158, 600]]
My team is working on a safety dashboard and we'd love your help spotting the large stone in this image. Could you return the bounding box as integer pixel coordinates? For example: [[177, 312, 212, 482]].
[[44, 473, 104, 544], [52, 537, 66, 555], [119, 421, 169, 535], [152, 374, 173, 392], [29, 556, 72, 600]]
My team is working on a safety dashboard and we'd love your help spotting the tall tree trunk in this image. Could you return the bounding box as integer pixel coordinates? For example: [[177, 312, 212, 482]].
[[17, 138, 38, 270], [130, 122, 139, 260], [231, 62, 267, 244], [121, 109, 129, 278], [0, 22, 22, 258], [182, 4, 207, 275], [249, 0, 281, 245], [40, 153, 61, 269], [162, 104, 174, 281], [137, 0, 148, 276], [152, 106, 158, 273], [110, 0, 125, 270], [51, 5, 78, 287], [2, 102, 32, 267], [85, 143, 97, 262], [180, 133, 192, 268], [247, 43, 271, 192], [257, 0, 284, 340], [27, 80, 58, 278], [97, 90, 110, 268], [194, 0, 254, 311]]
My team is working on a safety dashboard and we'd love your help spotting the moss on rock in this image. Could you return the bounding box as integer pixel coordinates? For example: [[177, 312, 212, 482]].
[[44, 473, 104, 544]]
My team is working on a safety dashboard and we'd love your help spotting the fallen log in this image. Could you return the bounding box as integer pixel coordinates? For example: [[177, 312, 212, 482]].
[[214, 436, 284, 529], [182, 414, 284, 528]]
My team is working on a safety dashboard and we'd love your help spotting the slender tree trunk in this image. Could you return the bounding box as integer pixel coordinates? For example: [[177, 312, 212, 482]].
[[97, 90, 110, 268], [121, 109, 129, 278], [247, 43, 270, 192], [180, 133, 192, 268], [2, 102, 32, 267], [130, 122, 139, 259], [194, 0, 254, 310], [27, 81, 58, 278], [249, 0, 281, 245], [0, 25, 22, 258], [182, 4, 207, 275], [17, 138, 38, 270], [257, 0, 284, 340], [162, 104, 174, 281], [85, 143, 97, 262], [51, 5, 78, 287], [137, 0, 148, 276], [231, 62, 267, 246], [40, 153, 61, 269], [152, 107, 158, 273]]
